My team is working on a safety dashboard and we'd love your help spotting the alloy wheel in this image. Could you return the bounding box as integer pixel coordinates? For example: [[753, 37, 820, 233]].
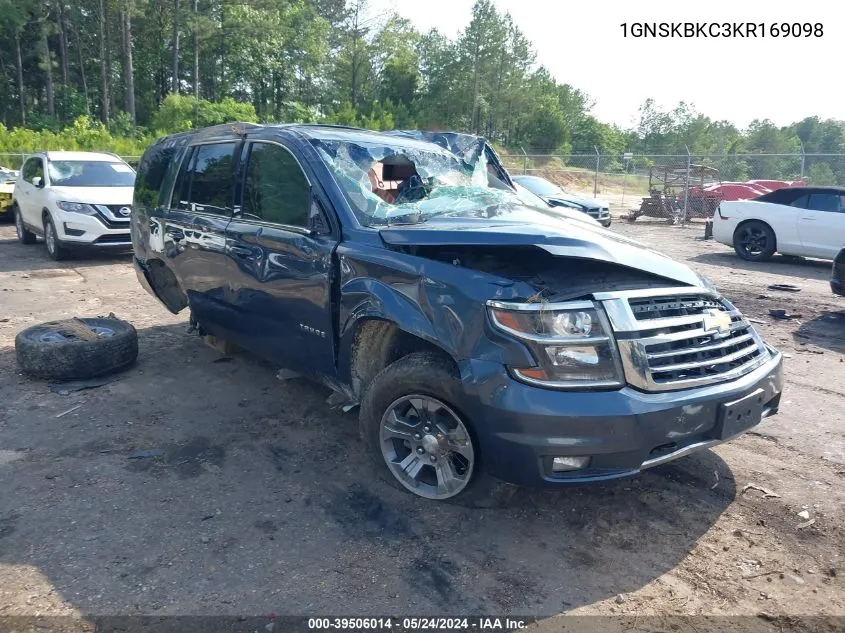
[[45, 221, 56, 255], [379, 394, 475, 500], [739, 225, 767, 256]]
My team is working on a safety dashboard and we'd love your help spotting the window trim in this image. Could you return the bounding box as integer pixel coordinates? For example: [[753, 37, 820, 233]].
[[236, 139, 314, 234], [166, 140, 241, 217]]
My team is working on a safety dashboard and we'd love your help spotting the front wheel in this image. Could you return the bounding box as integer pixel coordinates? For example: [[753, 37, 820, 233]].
[[44, 215, 67, 261], [359, 353, 498, 504], [733, 220, 776, 262]]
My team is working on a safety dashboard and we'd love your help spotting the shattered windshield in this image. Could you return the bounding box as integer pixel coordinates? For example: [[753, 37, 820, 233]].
[[311, 138, 538, 226]]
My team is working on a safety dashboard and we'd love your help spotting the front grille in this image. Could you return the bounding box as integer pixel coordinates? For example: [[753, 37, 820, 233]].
[[629, 295, 723, 320], [104, 204, 132, 217], [600, 289, 771, 392], [92, 204, 131, 229]]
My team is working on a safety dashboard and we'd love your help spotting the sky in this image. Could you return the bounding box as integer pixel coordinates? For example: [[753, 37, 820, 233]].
[[372, 0, 841, 131]]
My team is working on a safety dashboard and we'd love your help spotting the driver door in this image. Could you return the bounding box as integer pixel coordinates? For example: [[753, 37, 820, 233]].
[[224, 140, 337, 373], [797, 192, 845, 258]]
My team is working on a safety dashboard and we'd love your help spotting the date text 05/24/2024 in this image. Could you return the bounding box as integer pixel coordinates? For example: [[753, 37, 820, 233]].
[[620, 22, 823, 37], [307, 618, 528, 631]]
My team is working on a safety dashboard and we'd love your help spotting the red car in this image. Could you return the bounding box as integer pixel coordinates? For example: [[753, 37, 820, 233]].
[[747, 179, 805, 191], [689, 182, 769, 202]]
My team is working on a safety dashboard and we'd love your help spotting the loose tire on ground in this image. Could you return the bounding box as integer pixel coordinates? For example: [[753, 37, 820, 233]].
[[15, 317, 138, 380], [359, 352, 516, 507]]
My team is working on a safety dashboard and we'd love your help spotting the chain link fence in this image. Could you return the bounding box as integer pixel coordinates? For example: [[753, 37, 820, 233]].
[[2, 148, 844, 225], [505, 150, 845, 224]]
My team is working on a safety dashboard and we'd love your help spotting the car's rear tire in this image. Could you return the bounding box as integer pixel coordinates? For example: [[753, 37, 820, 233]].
[[44, 214, 67, 261], [733, 220, 776, 262], [14, 204, 36, 245], [15, 317, 138, 380], [359, 352, 515, 506]]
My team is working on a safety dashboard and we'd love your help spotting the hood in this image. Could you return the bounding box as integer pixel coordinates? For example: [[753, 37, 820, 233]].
[[379, 204, 707, 289], [545, 192, 605, 210], [49, 186, 134, 206]]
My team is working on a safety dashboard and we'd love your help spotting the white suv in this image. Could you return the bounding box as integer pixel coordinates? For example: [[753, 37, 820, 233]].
[[12, 151, 136, 260]]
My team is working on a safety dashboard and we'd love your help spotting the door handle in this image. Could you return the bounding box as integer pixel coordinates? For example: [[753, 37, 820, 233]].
[[229, 245, 252, 257], [801, 217, 816, 221]]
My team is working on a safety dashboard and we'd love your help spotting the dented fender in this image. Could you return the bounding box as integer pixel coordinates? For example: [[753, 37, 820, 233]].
[[335, 242, 537, 386]]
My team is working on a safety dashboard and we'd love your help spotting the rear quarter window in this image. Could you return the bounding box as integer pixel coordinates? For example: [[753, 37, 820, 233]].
[[134, 140, 184, 208], [756, 189, 803, 205]]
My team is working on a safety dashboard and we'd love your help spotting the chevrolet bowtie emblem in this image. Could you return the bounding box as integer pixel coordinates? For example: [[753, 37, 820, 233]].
[[702, 308, 732, 339]]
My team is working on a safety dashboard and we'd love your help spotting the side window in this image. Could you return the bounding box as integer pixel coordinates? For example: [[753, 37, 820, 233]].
[[171, 143, 237, 214], [789, 194, 809, 209], [808, 194, 843, 213], [242, 142, 310, 227], [189, 143, 237, 215], [22, 158, 43, 184], [135, 143, 178, 208], [171, 147, 196, 210], [22, 159, 34, 182]]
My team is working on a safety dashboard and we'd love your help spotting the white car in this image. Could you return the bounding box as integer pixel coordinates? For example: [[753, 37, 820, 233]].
[[712, 186, 845, 261], [12, 151, 135, 260]]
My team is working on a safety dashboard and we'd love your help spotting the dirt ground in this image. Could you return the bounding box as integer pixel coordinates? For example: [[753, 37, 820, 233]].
[[0, 217, 843, 625]]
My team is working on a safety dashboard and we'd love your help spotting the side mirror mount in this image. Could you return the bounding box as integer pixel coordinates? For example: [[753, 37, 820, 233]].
[[32, 176, 43, 188], [307, 199, 330, 235]]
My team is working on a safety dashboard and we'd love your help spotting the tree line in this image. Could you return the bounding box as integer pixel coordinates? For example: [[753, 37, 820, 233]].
[[0, 0, 843, 183]]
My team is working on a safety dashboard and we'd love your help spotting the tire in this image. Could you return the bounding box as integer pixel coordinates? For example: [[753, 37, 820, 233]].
[[43, 214, 67, 261], [733, 220, 776, 262], [15, 317, 138, 380], [359, 352, 515, 506], [14, 204, 36, 244]]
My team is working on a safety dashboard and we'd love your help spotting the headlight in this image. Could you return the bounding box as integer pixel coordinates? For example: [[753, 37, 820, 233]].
[[488, 300, 624, 389], [56, 201, 97, 215]]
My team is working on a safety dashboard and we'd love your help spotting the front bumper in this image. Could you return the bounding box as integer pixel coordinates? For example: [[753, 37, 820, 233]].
[[462, 349, 783, 487], [55, 211, 131, 248], [133, 258, 157, 298]]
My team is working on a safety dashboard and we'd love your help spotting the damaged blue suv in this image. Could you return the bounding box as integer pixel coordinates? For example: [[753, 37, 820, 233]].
[[131, 123, 783, 502]]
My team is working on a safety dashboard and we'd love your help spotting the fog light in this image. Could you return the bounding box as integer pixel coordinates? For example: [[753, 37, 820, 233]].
[[552, 456, 590, 472]]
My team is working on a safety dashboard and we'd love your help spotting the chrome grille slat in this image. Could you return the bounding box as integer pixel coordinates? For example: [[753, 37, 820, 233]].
[[599, 289, 771, 392], [642, 352, 771, 391], [646, 333, 754, 360], [648, 342, 760, 374], [632, 313, 715, 330], [635, 321, 748, 347]]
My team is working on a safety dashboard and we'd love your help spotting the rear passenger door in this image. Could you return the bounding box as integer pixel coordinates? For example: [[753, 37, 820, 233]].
[[224, 140, 337, 372], [163, 141, 240, 328], [797, 193, 845, 258]]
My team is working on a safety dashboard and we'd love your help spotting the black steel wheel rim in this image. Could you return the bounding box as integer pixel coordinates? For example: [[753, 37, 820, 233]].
[[739, 225, 767, 256]]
